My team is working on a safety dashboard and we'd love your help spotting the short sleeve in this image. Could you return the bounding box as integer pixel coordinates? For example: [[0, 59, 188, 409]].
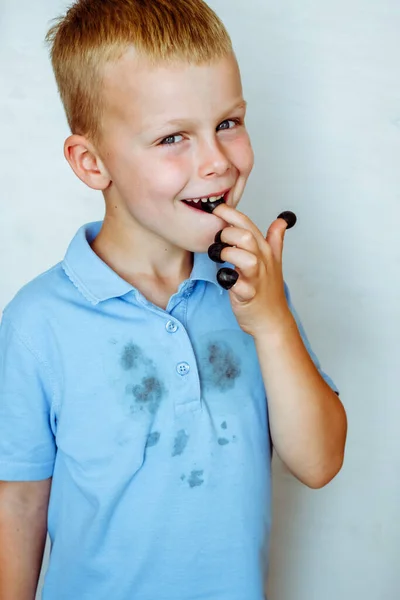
[[284, 282, 340, 395], [0, 316, 56, 481]]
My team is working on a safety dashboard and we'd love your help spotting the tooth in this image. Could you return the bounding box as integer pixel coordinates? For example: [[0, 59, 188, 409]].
[[201, 198, 208, 203], [209, 196, 218, 202], [193, 198, 200, 203]]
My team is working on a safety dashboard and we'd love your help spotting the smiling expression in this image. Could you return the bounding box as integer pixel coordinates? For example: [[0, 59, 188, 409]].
[[97, 50, 254, 253]]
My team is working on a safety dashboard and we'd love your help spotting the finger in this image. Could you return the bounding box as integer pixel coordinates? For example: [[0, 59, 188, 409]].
[[216, 226, 260, 255], [266, 218, 289, 263], [218, 246, 262, 280], [212, 203, 266, 250], [228, 272, 257, 302], [217, 268, 256, 301]]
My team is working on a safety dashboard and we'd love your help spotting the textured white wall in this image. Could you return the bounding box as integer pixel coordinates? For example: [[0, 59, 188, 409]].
[[0, 1, 399, 599]]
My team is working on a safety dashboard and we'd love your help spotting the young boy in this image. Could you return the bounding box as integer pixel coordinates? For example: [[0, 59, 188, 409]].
[[0, 1, 347, 599]]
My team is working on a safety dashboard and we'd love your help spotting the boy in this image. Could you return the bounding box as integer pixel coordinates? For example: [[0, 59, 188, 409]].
[[0, 1, 347, 599]]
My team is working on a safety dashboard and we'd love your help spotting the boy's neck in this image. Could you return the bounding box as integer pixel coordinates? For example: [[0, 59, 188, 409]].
[[91, 215, 194, 295]]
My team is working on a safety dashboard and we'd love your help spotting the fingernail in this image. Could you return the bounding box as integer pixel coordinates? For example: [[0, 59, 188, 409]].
[[277, 211, 297, 229], [217, 268, 239, 290], [214, 229, 224, 243], [208, 242, 230, 264]]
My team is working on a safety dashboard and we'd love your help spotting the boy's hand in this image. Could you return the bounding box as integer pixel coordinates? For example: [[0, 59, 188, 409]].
[[209, 204, 296, 339]]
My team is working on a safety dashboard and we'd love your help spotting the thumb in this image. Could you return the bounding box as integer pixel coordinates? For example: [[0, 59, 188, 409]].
[[266, 211, 297, 261], [266, 219, 288, 261]]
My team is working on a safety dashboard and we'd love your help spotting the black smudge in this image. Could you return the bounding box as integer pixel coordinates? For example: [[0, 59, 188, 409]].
[[131, 377, 163, 414], [120, 343, 166, 416], [188, 470, 204, 488], [121, 343, 142, 371], [218, 438, 230, 446], [221, 421, 228, 430], [145, 431, 160, 448], [206, 342, 241, 391], [172, 430, 189, 457]]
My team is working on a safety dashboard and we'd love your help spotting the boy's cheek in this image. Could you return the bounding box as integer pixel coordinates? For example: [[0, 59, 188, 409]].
[[232, 134, 254, 174], [151, 156, 192, 190]]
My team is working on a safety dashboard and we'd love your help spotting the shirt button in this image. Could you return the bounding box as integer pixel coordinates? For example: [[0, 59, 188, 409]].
[[176, 362, 190, 376], [166, 320, 178, 333], [184, 284, 194, 298]]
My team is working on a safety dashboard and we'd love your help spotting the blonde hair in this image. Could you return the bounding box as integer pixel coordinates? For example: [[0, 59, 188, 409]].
[[45, 0, 233, 144]]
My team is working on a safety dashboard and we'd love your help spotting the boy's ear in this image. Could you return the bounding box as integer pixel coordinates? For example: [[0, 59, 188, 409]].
[[64, 135, 111, 191]]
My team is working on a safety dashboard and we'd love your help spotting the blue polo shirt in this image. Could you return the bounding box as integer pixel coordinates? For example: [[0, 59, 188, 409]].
[[0, 222, 338, 600]]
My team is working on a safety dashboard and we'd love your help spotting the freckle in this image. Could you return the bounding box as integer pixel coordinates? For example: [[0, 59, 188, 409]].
[[218, 438, 229, 446], [221, 421, 227, 430]]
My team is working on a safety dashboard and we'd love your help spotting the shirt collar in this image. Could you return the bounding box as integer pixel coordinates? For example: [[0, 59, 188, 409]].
[[62, 221, 222, 305]]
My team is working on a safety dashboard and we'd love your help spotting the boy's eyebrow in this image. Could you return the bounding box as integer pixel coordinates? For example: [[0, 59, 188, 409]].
[[156, 100, 247, 131]]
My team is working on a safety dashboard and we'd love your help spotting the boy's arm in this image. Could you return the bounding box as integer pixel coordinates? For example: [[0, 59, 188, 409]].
[[0, 479, 51, 600], [208, 204, 346, 489], [254, 317, 347, 489]]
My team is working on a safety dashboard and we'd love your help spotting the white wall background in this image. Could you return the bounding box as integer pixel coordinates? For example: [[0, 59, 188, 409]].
[[1, 1, 399, 599]]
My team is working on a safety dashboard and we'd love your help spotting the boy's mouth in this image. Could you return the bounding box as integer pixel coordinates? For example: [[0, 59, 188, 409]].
[[182, 190, 229, 214]]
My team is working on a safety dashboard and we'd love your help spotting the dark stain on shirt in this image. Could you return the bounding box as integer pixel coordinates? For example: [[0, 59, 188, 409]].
[[121, 343, 142, 370], [121, 343, 148, 371], [172, 430, 189, 457], [121, 343, 165, 415], [188, 470, 204, 488], [218, 437, 230, 446], [206, 342, 241, 391], [221, 421, 228, 429], [146, 431, 160, 448], [130, 376, 164, 414]]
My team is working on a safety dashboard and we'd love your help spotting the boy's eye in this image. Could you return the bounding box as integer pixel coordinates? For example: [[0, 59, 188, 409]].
[[160, 134, 184, 145], [217, 119, 239, 131]]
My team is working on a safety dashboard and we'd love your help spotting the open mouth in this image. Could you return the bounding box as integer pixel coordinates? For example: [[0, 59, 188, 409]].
[[182, 191, 229, 214]]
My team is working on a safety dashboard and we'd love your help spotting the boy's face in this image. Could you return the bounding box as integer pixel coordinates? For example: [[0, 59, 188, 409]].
[[98, 50, 254, 253]]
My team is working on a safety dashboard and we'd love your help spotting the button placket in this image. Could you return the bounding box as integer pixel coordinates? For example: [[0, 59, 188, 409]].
[[166, 299, 201, 413], [167, 327, 201, 412]]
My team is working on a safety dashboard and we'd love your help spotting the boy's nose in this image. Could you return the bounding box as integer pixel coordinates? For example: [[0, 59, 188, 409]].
[[197, 139, 231, 178]]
